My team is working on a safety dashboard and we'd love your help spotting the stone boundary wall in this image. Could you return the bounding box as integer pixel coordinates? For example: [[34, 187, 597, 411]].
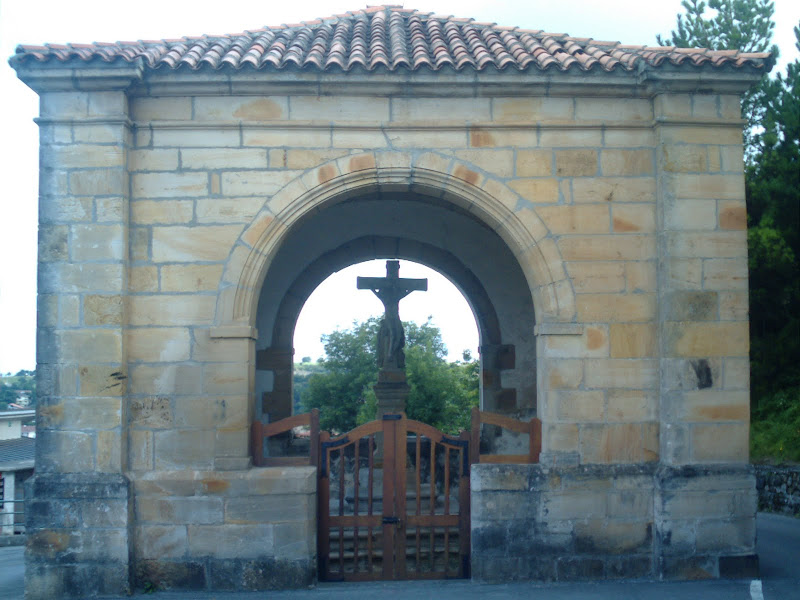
[[755, 465, 800, 516]]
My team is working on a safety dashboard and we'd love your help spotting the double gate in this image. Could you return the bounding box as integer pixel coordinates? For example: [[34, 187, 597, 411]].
[[252, 408, 541, 582], [318, 414, 470, 581]]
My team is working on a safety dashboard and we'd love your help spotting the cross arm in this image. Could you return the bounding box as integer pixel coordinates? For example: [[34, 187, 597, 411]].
[[357, 276, 428, 291]]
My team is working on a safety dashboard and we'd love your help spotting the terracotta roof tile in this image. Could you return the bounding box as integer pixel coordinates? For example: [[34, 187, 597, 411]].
[[11, 5, 770, 74]]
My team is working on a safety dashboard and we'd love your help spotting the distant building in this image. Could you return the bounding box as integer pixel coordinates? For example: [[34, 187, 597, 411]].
[[0, 410, 35, 536]]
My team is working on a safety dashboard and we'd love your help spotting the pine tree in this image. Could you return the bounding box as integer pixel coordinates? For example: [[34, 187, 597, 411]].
[[658, 0, 779, 159]]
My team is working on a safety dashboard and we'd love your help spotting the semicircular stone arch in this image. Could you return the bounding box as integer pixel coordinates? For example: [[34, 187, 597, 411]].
[[212, 152, 576, 334]]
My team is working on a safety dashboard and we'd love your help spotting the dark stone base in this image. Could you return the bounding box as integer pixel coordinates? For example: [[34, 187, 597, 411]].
[[719, 554, 760, 579], [24, 473, 132, 599], [135, 558, 315, 592]]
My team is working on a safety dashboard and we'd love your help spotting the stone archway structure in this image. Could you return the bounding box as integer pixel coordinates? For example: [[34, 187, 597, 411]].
[[209, 157, 568, 429], [13, 6, 769, 597]]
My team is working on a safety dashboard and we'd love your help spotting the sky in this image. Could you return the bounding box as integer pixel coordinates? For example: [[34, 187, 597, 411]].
[[1, 0, 798, 373]]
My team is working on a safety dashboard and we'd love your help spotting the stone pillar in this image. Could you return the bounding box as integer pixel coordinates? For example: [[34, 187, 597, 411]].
[[653, 93, 757, 579], [1, 472, 15, 535], [19, 71, 139, 597]]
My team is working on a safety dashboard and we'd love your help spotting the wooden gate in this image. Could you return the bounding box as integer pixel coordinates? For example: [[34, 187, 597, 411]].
[[252, 408, 541, 582], [318, 414, 471, 581]]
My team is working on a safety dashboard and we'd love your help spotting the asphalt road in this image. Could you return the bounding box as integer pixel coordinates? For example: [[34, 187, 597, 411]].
[[1, 513, 797, 600]]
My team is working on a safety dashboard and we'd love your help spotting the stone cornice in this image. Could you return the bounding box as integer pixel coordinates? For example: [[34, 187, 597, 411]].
[[11, 56, 764, 98], [13, 59, 145, 93]]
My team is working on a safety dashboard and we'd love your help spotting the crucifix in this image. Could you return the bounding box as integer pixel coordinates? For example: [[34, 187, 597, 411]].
[[357, 260, 427, 371], [357, 260, 427, 416]]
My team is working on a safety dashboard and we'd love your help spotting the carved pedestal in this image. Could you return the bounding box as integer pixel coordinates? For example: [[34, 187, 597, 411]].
[[373, 368, 410, 418]]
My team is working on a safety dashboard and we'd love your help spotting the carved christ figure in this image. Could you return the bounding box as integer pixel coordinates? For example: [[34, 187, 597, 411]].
[[357, 260, 427, 370]]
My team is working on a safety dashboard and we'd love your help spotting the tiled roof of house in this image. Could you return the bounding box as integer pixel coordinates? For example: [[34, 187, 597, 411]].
[[0, 437, 35, 470], [12, 5, 770, 74]]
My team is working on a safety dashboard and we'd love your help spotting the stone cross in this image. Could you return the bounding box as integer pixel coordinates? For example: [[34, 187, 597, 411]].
[[357, 260, 427, 371]]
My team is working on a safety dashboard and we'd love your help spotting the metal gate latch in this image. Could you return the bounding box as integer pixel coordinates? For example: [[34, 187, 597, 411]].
[[382, 516, 402, 528]]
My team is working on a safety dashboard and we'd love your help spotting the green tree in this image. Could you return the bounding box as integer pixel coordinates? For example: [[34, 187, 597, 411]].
[[301, 319, 380, 432], [658, 0, 778, 158], [301, 318, 479, 433], [746, 25, 800, 412]]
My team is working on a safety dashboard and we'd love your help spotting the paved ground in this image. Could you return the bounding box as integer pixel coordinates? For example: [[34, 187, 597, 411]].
[[1, 513, 797, 599]]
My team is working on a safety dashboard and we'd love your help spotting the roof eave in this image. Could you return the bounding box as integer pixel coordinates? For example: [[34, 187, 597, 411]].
[[0, 459, 35, 471], [11, 56, 766, 97], [11, 56, 145, 93], [637, 62, 765, 95]]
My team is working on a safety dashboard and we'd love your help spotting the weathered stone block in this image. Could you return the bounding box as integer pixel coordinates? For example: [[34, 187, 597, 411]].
[[666, 290, 718, 321], [607, 390, 655, 422], [664, 322, 749, 357], [83, 294, 123, 326], [129, 295, 215, 326], [581, 423, 659, 463], [576, 293, 656, 322], [132, 171, 208, 199], [609, 323, 656, 358], [516, 149, 553, 176], [555, 149, 598, 176], [128, 327, 191, 363], [130, 396, 173, 429], [493, 97, 574, 121], [194, 96, 287, 121], [584, 359, 658, 390], [135, 559, 206, 591], [612, 204, 655, 233], [665, 198, 717, 231], [575, 98, 652, 122], [173, 396, 248, 429], [58, 329, 123, 363], [187, 524, 273, 558], [601, 149, 654, 176], [129, 430, 154, 471], [181, 148, 269, 170], [703, 258, 748, 290], [559, 235, 655, 262], [224, 495, 313, 524], [691, 424, 749, 462], [207, 557, 314, 590], [507, 178, 560, 204], [69, 168, 126, 196], [539, 204, 609, 234], [574, 520, 652, 554], [544, 326, 608, 359], [154, 430, 216, 469], [132, 199, 194, 224], [137, 497, 223, 526]]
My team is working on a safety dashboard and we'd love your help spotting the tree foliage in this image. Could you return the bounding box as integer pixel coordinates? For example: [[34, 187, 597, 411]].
[[300, 318, 479, 434], [658, 0, 778, 158], [746, 25, 800, 438], [0, 371, 36, 410]]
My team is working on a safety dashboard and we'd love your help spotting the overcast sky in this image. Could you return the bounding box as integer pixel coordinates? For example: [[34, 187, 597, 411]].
[[1, 0, 798, 373]]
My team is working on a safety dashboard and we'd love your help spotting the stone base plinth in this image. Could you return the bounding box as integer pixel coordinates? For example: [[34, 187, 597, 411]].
[[25, 472, 132, 600], [374, 369, 410, 418], [130, 467, 316, 592], [471, 463, 758, 582]]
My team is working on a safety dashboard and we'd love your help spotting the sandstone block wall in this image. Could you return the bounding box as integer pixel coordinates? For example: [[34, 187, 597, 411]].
[[472, 463, 758, 582], [132, 467, 316, 590], [23, 73, 756, 594]]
